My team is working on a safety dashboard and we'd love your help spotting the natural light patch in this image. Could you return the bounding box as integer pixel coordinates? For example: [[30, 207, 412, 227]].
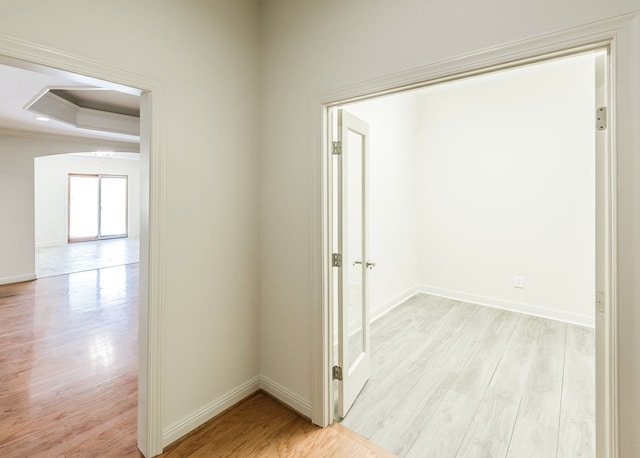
[[89, 334, 115, 368]]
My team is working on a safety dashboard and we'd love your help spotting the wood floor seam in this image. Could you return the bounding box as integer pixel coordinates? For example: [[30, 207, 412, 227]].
[[340, 293, 595, 458]]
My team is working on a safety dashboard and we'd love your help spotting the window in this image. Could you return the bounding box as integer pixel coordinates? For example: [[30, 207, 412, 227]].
[[68, 174, 128, 242]]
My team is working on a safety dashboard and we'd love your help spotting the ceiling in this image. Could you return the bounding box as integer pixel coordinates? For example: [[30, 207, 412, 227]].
[[0, 62, 140, 144]]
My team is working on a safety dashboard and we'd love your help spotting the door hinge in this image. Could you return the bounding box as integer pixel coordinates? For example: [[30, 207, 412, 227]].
[[596, 290, 605, 314], [332, 253, 342, 267], [332, 365, 343, 381], [596, 106, 607, 130], [332, 141, 342, 155]]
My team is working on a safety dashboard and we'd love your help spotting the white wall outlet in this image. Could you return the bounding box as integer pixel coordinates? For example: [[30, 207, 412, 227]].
[[514, 275, 524, 288]]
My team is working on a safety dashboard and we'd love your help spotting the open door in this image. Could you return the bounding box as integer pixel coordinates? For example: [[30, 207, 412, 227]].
[[335, 109, 372, 418], [594, 51, 611, 458]]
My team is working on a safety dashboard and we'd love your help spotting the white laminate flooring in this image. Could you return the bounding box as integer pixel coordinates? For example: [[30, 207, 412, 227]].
[[339, 293, 595, 458], [36, 237, 140, 278]]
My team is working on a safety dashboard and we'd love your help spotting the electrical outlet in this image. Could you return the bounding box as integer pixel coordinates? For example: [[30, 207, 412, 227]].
[[514, 275, 524, 288]]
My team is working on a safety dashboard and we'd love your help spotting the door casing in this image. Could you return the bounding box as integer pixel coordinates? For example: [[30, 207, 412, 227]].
[[0, 37, 165, 457], [312, 14, 640, 458]]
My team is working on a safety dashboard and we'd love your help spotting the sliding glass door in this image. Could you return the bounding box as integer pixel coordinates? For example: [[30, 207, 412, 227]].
[[68, 174, 128, 242]]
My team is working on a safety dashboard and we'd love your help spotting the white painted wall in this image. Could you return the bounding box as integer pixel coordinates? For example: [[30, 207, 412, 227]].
[[417, 54, 596, 325], [0, 147, 36, 284], [341, 53, 595, 327], [34, 154, 141, 247], [0, 0, 260, 448], [343, 94, 421, 319], [259, 1, 640, 455]]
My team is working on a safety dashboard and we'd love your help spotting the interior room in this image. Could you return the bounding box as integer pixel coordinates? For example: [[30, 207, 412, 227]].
[[1, 2, 640, 457], [0, 59, 143, 455], [332, 52, 598, 456], [34, 152, 141, 277]]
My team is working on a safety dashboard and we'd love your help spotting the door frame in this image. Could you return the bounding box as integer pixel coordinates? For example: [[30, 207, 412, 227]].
[[312, 13, 640, 457], [0, 36, 165, 456]]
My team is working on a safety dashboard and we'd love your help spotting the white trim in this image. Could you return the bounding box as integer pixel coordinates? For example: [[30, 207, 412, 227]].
[[344, 286, 421, 337], [0, 273, 36, 285], [0, 33, 165, 457], [370, 286, 421, 324], [260, 375, 313, 418], [161, 376, 261, 448], [312, 12, 638, 456], [35, 240, 64, 249], [418, 285, 594, 328], [161, 375, 312, 448]]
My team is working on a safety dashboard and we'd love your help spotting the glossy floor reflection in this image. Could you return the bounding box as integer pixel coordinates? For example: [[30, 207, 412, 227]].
[[0, 264, 140, 456], [36, 237, 140, 278]]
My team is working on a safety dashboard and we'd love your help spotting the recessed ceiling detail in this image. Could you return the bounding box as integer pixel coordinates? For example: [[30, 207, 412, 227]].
[[51, 89, 140, 117], [25, 88, 140, 137]]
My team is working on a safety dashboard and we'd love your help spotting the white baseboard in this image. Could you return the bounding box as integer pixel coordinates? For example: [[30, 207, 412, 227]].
[[335, 286, 421, 352], [161, 376, 261, 448], [370, 285, 421, 323], [259, 375, 312, 418], [35, 240, 65, 249], [0, 273, 37, 285], [161, 375, 312, 449], [419, 284, 595, 328]]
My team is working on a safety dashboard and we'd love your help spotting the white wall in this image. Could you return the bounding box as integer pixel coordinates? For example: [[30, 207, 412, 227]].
[[0, 0, 260, 448], [259, 1, 640, 455], [0, 147, 36, 284], [35, 154, 141, 247], [417, 54, 596, 325], [343, 93, 421, 319], [0, 133, 138, 285], [341, 53, 595, 326], [336, 64, 597, 455]]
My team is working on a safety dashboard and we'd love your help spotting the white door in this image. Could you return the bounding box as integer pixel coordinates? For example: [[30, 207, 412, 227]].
[[336, 109, 372, 418], [594, 52, 610, 458]]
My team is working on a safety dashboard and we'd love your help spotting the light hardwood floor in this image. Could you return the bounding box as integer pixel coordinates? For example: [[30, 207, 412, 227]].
[[0, 266, 391, 457], [339, 294, 595, 458], [36, 236, 140, 278], [0, 264, 141, 456], [161, 392, 394, 457]]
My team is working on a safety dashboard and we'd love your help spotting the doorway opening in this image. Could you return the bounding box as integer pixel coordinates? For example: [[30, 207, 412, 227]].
[[0, 45, 160, 456], [326, 48, 609, 457]]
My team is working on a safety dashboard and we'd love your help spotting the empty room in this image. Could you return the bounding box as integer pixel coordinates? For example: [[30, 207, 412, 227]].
[[0, 60, 144, 455], [330, 51, 601, 457]]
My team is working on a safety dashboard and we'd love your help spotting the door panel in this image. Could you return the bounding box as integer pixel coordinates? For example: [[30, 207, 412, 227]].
[[68, 175, 99, 241], [100, 176, 128, 237], [594, 52, 609, 458], [337, 109, 371, 418]]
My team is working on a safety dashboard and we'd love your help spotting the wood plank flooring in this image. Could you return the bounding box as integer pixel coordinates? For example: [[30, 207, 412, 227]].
[[36, 237, 140, 278], [0, 266, 392, 457], [1, 268, 594, 457], [340, 293, 595, 458], [0, 264, 141, 457], [161, 392, 394, 457]]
